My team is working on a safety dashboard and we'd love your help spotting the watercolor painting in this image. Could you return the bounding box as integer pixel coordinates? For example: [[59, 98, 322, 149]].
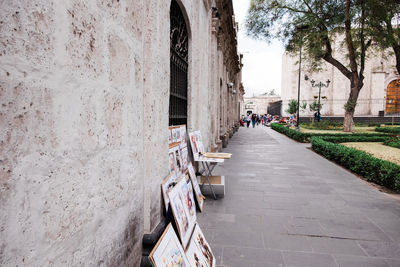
[[161, 174, 177, 212], [187, 163, 205, 211], [149, 223, 191, 267], [168, 178, 196, 249]]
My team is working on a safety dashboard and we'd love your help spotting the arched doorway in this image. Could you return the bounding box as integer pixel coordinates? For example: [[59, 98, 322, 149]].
[[386, 79, 400, 114], [169, 0, 189, 126]]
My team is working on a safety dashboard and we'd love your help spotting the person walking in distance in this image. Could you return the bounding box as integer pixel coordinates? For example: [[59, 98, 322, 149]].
[[251, 113, 257, 128], [246, 114, 251, 128]]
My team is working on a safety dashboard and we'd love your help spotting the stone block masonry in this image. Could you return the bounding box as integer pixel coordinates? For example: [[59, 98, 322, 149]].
[[0, 0, 243, 266]]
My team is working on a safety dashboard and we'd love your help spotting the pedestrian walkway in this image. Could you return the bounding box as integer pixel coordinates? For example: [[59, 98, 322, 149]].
[[197, 125, 400, 267]]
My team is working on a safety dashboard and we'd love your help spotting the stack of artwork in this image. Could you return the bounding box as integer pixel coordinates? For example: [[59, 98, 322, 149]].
[[169, 125, 189, 178], [151, 125, 216, 267]]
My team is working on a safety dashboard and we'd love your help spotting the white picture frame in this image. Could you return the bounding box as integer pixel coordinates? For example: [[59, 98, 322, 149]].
[[187, 162, 205, 212], [149, 223, 191, 267], [168, 177, 196, 249]]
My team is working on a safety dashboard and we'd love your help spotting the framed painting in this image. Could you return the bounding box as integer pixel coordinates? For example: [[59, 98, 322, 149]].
[[188, 131, 205, 161], [173, 145, 183, 178], [186, 223, 216, 267], [168, 128, 172, 145], [179, 125, 187, 145], [179, 143, 189, 172], [149, 223, 191, 267], [161, 173, 177, 212], [172, 127, 178, 143], [187, 163, 205, 212], [168, 177, 196, 249], [168, 145, 177, 178]]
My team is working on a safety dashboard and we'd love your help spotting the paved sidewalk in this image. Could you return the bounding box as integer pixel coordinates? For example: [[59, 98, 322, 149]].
[[197, 125, 400, 267]]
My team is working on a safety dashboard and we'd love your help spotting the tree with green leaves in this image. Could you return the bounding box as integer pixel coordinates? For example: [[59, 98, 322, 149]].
[[309, 100, 322, 113], [366, 0, 400, 75], [246, 0, 373, 132], [286, 99, 298, 116]]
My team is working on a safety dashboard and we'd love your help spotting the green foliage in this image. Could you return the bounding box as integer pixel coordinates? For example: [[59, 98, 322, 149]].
[[271, 123, 389, 143], [344, 100, 357, 113], [286, 99, 298, 115], [311, 137, 400, 192], [300, 101, 307, 112], [302, 120, 343, 130], [316, 135, 390, 144], [375, 127, 400, 134], [309, 100, 323, 112], [383, 134, 400, 149], [365, 0, 400, 74]]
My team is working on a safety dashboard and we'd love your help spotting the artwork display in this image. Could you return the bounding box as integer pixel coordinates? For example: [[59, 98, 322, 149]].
[[188, 131, 205, 161], [187, 163, 205, 212], [180, 125, 187, 145], [172, 128, 178, 143], [185, 223, 216, 267], [149, 223, 191, 267], [174, 145, 183, 177], [169, 147, 176, 177], [161, 174, 177, 212], [168, 128, 172, 145], [180, 144, 189, 171], [168, 177, 196, 248]]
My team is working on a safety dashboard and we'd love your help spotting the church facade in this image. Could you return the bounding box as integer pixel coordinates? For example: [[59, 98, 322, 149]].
[[281, 42, 400, 118], [0, 0, 243, 266]]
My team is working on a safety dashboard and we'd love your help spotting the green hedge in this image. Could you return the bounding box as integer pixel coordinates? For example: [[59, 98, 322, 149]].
[[311, 137, 400, 192], [317, 135, 390, 143], [385, 141, 400, 149], [375, 127, 400, 133], [271, 123, 389, 143]]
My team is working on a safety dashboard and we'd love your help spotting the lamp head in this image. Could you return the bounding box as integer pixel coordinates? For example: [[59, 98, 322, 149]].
[[326, 79, 331, 86]]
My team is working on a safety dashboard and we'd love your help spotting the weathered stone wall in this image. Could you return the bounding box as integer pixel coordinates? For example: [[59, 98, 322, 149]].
[[0, 0, 242, 265], [0, 0, 156, 265]]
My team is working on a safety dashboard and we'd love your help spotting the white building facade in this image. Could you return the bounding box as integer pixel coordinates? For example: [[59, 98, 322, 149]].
[[281, 43, 400, 117], [242, 95, 281, 115]]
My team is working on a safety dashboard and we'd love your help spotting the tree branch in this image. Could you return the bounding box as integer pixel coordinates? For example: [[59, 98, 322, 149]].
[[345, 0, 358, 74], [322, 36, 352, 79]]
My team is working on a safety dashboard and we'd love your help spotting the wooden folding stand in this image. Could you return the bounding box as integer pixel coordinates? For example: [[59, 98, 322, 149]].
[[196, 155, 224, 200]]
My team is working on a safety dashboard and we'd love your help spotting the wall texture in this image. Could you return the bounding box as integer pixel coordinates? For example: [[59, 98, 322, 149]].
[[0, 0, 242, 266]]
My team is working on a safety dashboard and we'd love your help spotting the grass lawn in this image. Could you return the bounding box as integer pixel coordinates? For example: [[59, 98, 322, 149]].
[[341, 142, 400, 165], [299, 126, 376, 134]]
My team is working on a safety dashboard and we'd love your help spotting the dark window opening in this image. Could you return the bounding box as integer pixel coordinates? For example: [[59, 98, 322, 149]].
[[169, 0, 189, 126]]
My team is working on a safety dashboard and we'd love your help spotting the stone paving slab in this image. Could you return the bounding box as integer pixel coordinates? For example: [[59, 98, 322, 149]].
[[197, 125, 400, 267]]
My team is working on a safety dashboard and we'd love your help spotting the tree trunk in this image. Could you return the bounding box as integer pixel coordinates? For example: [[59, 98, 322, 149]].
[[393, 44, 400, 76], [343, 82, 361, 132], [343, 110, 355, 132]]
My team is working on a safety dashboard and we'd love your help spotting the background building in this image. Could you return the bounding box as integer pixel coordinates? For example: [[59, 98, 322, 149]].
[[243, 94, 281, 115], [0, 0, 243, 265], [281, 40, 400, 118]]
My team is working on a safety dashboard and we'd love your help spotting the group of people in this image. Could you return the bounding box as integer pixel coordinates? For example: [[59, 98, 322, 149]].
[[240, 113, 274, 128]]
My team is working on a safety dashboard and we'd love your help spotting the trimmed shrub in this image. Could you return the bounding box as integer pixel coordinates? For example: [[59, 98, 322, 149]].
[[375, 127, 400, 134], [383, 134, 400, 149], [311, 137, 400, 192], [271, 123, 390, 143]]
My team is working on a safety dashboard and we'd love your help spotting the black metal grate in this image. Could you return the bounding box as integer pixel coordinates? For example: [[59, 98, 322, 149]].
[[169, 0, 188, 126]]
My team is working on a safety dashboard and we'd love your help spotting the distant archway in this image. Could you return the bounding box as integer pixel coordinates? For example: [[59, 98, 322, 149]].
[[386, 79, 400, 114]]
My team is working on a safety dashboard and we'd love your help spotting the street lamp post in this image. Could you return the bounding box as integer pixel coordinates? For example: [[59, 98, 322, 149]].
[[296, 25, 309, 130], [310, 79, 330, 122]]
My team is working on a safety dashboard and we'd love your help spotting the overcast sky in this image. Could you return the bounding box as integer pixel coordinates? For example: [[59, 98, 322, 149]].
[[232, 0, 285, 97]]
